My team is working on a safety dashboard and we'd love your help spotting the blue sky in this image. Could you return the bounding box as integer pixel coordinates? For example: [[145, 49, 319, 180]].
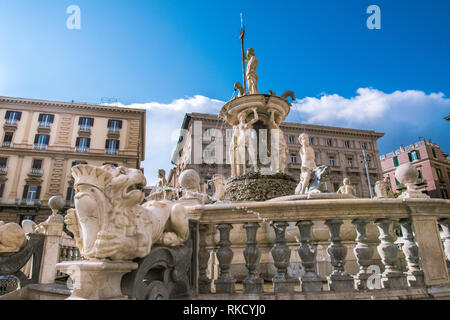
[[0, 0, 449, 183]]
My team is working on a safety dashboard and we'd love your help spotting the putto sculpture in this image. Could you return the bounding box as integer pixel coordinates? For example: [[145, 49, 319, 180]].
[[336, 178, 356, 197], [0, 221, 27, 253], [65, 164, 189, 260], [208, 174, 227, 201], [374, 176, 395, 199], [148, 169, 172, 201]]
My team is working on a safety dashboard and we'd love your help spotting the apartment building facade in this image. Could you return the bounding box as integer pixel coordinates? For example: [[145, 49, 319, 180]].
[[380, 138, 450, 199], [0, 96, 146, 223], [170, 112, 384, 198]]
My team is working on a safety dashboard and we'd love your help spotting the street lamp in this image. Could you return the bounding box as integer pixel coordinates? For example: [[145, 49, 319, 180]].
[[361, 148, 374, 198]]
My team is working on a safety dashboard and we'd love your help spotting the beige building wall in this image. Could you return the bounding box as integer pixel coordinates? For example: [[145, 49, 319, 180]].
[[0, 96, 146, 223], [171, 112, 384, 198]]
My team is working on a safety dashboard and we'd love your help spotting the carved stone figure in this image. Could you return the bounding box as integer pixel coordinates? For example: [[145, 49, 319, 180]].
[[148, 169, 172, 201], [65, 164, 189, 261], [0, 221, 27, 253], [235, 108, 259, 176], [245, 48, 258, 94], [208, 174, 226, 201], [233, 82, 245, 97], [374, 176, 394, 199], [336, 178, 356, 197], [268, 109, 288, 174], [296, 133, 317, 194], [295, 165, 330, 195]]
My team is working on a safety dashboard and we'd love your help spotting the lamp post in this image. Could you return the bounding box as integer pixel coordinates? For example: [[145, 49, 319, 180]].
[[361, 148, 374, 198]]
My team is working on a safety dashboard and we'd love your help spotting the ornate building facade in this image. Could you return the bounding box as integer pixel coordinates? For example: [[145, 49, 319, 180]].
[[170, 112, 384, 198], [380, 138, 450, 199], [0, 96, 146, 223]]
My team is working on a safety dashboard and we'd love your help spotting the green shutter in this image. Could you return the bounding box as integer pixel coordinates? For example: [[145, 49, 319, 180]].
[[408, 153, 412, 162], [393, 156, 399, 167]]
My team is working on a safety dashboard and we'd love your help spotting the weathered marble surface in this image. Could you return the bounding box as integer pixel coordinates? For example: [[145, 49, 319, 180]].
[[0, 221, 26, 253]]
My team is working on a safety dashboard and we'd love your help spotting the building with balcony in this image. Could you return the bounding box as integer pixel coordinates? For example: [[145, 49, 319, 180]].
[[170, 112, 384, 198], [380, 138, 450, 199], [0, 96, 146, 223]]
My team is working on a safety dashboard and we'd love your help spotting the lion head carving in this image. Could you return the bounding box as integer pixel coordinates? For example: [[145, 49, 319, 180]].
[[66, 164, 189, 261]]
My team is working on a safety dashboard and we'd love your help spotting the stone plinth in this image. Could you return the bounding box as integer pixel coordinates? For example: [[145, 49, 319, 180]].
[[226, 172, 296, 202], [56, 260, 138, 300]]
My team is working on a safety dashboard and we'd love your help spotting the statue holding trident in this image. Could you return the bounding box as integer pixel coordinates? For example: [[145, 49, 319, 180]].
[[239, 14, 259, 94]]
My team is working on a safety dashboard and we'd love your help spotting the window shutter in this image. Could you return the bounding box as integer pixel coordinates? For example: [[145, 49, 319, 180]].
[[38, 114, 43, 122], [90, 118, 94, 126], [87, 138, 91, 148], [5, 111, 10, 119], [22, 185, 29, 199], [34, 135, 39, 144], [75, 137, 80, 147], [408, 153, 412, 162], [0, 183, 4, 198], [36, 186, 41, 200], [49, 114, 55, 123], [105, 139, 110, 149], [116, 140, 120, 150], [44, 135, 50, 144], [415, 150, 420, 160], [118, 120, 122, 128], [78, 117, 83, 125], [16, 112, 22, 121], [107, 120, 112, 127]]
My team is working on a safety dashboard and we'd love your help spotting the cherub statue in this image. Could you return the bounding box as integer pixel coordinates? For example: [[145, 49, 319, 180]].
[[234, 108, 259, 176], [245, 48, 259, 94], [148, 169, 172, 201], [297, 133, 317, 194], [374, 176, 395, 199], [208, 174, 226, 201], [268, 109, 288, 174], [336, 178, 356, 196]]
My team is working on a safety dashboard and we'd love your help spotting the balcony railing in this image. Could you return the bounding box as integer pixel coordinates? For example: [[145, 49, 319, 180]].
[[108, 127, 120, 134], [75, 146, 89, 153], [38, 121, 52, 128], [0, 166, 7, 174], [1, 142, 12, 148], [33, 144, 48, 150], [105, 148, 119, 155], [79, 125, 91, 132], [4, 119, 18, 126], [190, 198, 450, 299], [28, 168, 43, 176]]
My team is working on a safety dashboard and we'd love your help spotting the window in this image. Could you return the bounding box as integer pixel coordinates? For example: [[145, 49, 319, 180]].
[[38, 114, 54, 127], [2, 132, 13, 147], [361, 142, 367, 150], [441, 188, 449, 199], [309, 137, 314, 145], [4, 111, 22, 124], [289, 136, 295, 144], [329, 156, 335, 166], [105, 139, 120, 154], [66, 187, 76, 202], [107, 120, 122, 133], [432, 148, 437, 158], [393, 156, 399, 167], [23, 185, 41, 203], [33, 134, 49, 150], [291, 154, 297, 164], [75, 137, 90, 152], [347, 157, 353, 166], [226, 130, 233, 139], [327, 139, 332, 147], [0, 183, 4, 199], [417, 167, 423, 184], [344, 141, 350, 148], [72, 161, 87, 167], [30, 159, 43, 175], [103, 162, 118, 167], [79, 117, 94, 130], [0, 157, 7, 168], [436, 168, 443, 181], [204, 128, 211, 137], [408, 150, 420, 162]]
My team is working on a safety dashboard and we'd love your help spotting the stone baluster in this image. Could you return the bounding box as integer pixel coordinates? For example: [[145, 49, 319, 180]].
[[271, 221, 296, 293], [399, 218, 424, 287], [375, 218, 407, 288], [325, 219, 354, 291], [67, 247, 74, 261], [198, 224, 212, 294], [296, 220, 323, 292], [214, 223, 235, 293], [59, 247, 66, 262], [243, 222, 263, 294], [352, 219, 374, 290], [73, 247, 80, 261], [438, 218, 450, 272]]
